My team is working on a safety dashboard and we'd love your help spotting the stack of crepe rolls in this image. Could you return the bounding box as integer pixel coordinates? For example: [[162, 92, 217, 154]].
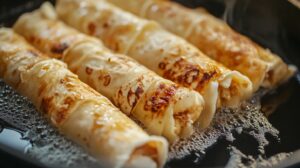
[[106, 0, 296, 91], [13, 3, 205, 142], [56, 0, 253, 128], [0, 28, 168, 168]]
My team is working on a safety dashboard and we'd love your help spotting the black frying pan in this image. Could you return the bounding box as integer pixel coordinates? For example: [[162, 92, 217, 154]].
[[0, 0, 299, 167]]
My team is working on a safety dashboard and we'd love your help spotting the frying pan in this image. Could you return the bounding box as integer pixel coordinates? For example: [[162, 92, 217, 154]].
[[0, 0, 299, 167]]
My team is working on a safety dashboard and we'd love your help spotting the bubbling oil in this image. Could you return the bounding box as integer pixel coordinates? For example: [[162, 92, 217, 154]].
[[0, 79, 283, 167], [169, 92, 279, 159], [0, 79, 101, 168]]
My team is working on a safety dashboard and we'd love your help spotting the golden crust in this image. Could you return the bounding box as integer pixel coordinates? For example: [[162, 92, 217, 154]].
[[56, 0, 253, 128], [13, 3, 204, 142], [107, 0, 296, 91]]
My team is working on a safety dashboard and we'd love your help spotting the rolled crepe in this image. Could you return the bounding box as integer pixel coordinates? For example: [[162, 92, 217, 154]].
[[0, 28, 168, 168], [56, 0, 253, 128], [106, 0, 296, 91], [13, 2, 204, 142]]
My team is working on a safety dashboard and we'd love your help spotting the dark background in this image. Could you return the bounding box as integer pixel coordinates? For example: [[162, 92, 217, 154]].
[[0, 0, 300, 167]]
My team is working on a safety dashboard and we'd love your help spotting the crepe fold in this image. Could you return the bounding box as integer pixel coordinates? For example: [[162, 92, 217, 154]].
[[56, 0, 253, 128], [106, 0, 296, 91], [0, 28, 168, 168], [13, 3, 204, 142]]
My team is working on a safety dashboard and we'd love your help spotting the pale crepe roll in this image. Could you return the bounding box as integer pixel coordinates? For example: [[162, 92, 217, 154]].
[[13, 2, 204, 142], [56, 0, 253, 128], [0, 28, 168, 168], [106, 0, 296, 91]]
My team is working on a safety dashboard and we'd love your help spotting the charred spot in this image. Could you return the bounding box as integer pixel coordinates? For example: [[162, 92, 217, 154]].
[[163, 69, 176, 81], [162, 57, 219, 91], [187, 68, 200, 81], [159, 83, 166, 89], [135, 86, 144, 99], [103, 74, 111, 86], [158, 62, 166, 70], [118, 89, 123, 96], [88, 22, 96, 35], [144, 84, 177, 113], [173, 58, 186, 67], [55, 96, 75, 125], [85, 66, 93, 75], [103, 22, 109, 28], [196, 71, 217, 90], [64, 96, 75, 106], [162, 59, 185, 82], [41, 96, 54, 114], [98, 73, 111, 86], [178, 68, 200, 85], [127, 84, 144, 108], [28, 36, 35, 43], [202, 71, 217, 83], [173, 110, 189, 120], [55, 107, 68, 125], [51, 42, 69, 54], [173, 110, 190, 131], [173, 110, 189, 122], [127, 89, 138, 108], [113, 42, 120, 52], [164, 59, 202, 86], [60, 75, 77, 90], [38, 82, 47, 97], [129, 77, 145, 107], [145, 97, 167, 113], [72, 67, 79, 74], [115, 89, 123, 108], [60, 78, 65, 84]]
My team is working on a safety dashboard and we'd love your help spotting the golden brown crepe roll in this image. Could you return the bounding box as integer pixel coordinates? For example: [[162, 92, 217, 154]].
[[106, 0, 296, 91], [56, 0, 253, 128], [0, 28, 168, 168], [13, 3, 204, 142]]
